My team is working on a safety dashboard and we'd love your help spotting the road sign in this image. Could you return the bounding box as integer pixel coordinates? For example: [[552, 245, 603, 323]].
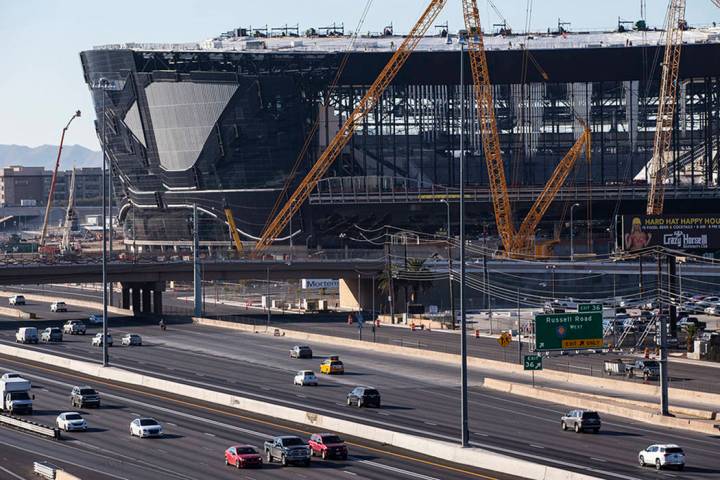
[[578, 303, 602, 313], [524, 354, 543, 371], [497, 332, 512, 348], [535, 312, 603, 351]]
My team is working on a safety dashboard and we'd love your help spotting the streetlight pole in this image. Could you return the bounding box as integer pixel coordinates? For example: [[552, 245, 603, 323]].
[[441, 199, 455, 328], [193, 204, 202, 318], [458, 32, 469, 448], [570, 203, 580, 261], [97, 78, 110, 368]]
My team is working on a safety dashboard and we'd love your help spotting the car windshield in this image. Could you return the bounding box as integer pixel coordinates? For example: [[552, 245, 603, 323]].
[[282, 438, 305, 446], [321, 435, 343, 444], [364, 389, 379, 396], [79, 389, 96, 395], [138, 419, 158, 426], [236, 447, 256, 454], [581, 412, 600, 419], [9, 392, 30, 400], [331, 361, 343, 366], [643, 361, 659, 368], [665, 447, 684, 454], [65, 414, 82, 420]]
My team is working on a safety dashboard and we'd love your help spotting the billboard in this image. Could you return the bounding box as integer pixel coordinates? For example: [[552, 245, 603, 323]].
[[619, 215, 720, 251], [301, 279, 339, 289], [535, 312, 604, 351]]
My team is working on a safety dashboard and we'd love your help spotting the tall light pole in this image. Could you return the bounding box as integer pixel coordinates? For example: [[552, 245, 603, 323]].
[[570, 203, 580, 261], [458, 31, 469, 448], [96, 77, 110, 367], [441, 199, 455, 328]]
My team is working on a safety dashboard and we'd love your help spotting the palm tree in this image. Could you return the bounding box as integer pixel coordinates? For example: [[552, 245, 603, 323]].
[[685, 323, 698, 353]]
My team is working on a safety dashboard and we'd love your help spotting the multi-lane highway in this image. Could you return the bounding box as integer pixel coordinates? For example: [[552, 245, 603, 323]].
[[0, 356, 505, 480], [0, 297, 719, 479]]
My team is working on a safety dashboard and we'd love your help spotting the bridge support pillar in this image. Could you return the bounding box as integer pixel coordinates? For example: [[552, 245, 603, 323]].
[[153, 289, 163, 315], [339, 276, 377, 313], [121, 286, 130, 310], [141, 287, 151, 313], [131, 286, 141, 313]]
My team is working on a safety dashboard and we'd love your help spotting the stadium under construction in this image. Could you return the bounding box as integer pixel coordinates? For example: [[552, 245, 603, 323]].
[[80, 20, 720, 255]]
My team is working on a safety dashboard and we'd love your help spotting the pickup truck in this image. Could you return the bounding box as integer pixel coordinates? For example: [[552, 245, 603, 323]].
[[63, 320, 86, 335], [264, 436, 311, 466], [603, 359, 660, 380]]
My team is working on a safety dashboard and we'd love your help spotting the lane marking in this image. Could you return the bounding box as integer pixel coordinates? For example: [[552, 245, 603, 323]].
[[591, 458, 607, 463], [0, 465, 26, 480], [0, 357, 496, 480], [529, 444, 545, 449], [204, 432, 216, 437]]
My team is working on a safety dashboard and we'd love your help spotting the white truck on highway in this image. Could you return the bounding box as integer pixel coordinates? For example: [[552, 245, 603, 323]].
[[1, 377, 33, 415]]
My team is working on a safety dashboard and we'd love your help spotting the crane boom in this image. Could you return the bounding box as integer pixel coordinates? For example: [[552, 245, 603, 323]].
[[461, 0, 515, 251], [512, 128, 591, 253], [253, 0, 447, 255], [647, 0, 686, 215], [224, 207, 244, 254]]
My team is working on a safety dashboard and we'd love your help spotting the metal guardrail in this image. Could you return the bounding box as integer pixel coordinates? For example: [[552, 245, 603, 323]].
[[0, 414, 60, 439], [33, 461, 58, 479]]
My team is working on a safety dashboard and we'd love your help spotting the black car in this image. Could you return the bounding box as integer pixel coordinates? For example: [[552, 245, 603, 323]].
[[347, 387, 381, 408], [290, 345, 313, 359], [561, 410, 601, 433], [71, 385, 101, 408]]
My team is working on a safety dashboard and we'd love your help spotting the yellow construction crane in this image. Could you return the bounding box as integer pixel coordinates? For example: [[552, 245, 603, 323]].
[[224, 207, 244, 254], [646, 0, 686, 215], [253, 0, 447, 255]]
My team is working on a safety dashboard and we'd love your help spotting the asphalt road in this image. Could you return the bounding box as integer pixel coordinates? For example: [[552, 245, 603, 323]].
[[0, 356, 504, 480], [0, 300, 718, 479]]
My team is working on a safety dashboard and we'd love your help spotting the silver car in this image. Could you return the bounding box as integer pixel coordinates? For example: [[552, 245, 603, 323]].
[[121, 334, 142, 346]]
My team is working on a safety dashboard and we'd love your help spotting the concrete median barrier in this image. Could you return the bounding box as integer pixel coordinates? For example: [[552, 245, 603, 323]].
[[0, 343, 599, 480], [484, 378, 720, 435], [0, 413, 60, 439], [0, 306, 36, 319], [192, 317, 720, 408], [0, 290, 130, 316]]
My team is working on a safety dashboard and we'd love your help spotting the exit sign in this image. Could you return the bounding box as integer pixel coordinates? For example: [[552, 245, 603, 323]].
[[578, 303, 602, 313]]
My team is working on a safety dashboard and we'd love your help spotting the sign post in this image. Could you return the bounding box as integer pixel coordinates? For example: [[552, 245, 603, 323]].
[[534, 311, 604, 352], [524, 354, 543, 387]]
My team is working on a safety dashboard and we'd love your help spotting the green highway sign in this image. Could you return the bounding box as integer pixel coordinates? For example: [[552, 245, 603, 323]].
[[535, 311, 604, 351], [578, 303, 602, 313], [524, 355, 543, 371]]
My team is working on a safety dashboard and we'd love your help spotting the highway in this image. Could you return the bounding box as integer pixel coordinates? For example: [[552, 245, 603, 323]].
[[0, 298, 719, 479], [0, 356, 504, 480]]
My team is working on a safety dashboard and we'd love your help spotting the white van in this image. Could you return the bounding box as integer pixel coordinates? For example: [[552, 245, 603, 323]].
[[15, 327, 38, 344]]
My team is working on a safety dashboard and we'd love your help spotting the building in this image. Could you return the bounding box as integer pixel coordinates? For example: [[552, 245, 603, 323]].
[[0, 166, 102, 207], [80, 24, 720, 252]]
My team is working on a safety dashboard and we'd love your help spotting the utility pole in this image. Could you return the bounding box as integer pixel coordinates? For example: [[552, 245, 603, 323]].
[[657, 253, 669, 416], [459, 34, 469, 448], [99, 84, 109, 368], [639, 254, 644, 302], [385, 227, 395, 324], [266, 266, 271, 330], [668, 254, 678, 339], [517, 288, 522, 364], [442, 199, 456, 329], [193, 204, 202, 318]]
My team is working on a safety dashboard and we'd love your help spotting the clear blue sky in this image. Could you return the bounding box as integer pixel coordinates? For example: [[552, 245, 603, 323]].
[[0, 0, 717, 150]]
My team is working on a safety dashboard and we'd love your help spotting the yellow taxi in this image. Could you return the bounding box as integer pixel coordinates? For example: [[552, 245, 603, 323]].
[[320, 358, 344, 375]]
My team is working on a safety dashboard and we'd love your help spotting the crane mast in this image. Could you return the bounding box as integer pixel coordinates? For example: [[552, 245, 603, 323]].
[[646, 0, 686, 215], [253, 0, 448, 255]]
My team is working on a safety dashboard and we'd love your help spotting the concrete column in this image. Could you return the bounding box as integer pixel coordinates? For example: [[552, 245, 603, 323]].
[[153, 289, 162, 315], [141, 287, 151, 313], [131, 287, 141, 313], [121, 285, 130, 310], [338, 276, 376, 311]]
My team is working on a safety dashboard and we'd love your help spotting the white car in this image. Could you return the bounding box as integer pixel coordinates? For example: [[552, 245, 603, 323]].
[[638, 444, 685, 471], [130, 418, 163, 438], [56, 412, 87, 431], [91, 333, 113, 347], [50, 301, 67, 312], [294, 370, 318, 386], [121, 334, 142, 346], [8, 295, 26, 306]]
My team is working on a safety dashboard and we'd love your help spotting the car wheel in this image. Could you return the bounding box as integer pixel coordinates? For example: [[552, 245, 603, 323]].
[[321, 450, 327, 460], [677, 464, 684, 471], [235, 460, 240, 469], [574, 423, 580, 433], [358, 399, 364, 408], [304, 459, 310, 467], [266, 451, 272, 463], [130, 428, 134, 437], [561, 421, 567, 431], [592, 428, 599, 434], [655, 459, 662, 470], [347, 397, 351, 406], [341, 453, 347, 461], [224, 457, 229, 466], [639, 455, 645, 467], [281, 454, 287, 467]]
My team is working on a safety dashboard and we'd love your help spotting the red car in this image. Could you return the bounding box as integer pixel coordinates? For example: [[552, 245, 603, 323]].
[[224, 445, 263, 469], [309, 433, 348, 460]]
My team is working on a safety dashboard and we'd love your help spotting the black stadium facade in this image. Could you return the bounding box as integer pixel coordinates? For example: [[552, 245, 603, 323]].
[[80, 26, 720, 252]]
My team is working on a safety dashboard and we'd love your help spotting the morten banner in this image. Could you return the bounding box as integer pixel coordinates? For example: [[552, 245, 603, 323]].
[[619, 214, 720, 251]]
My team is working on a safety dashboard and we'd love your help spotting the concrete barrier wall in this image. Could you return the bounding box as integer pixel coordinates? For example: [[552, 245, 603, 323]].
[[0, 290, 130, 316], [193, 317, 720, 408], [0, 343, 599, 480], [0, 306, 35, 319], [484, 378, 719, 435]]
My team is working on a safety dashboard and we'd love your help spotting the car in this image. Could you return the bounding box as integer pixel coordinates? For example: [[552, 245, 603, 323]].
[[63, 320, 86, 335], [87, 314, 103, 325], [705, 304, 720, 315], [308, 433, 348, 460], [121, 334, 142, 346], [294, 370, 318, 386], [71, 385, 101, 408], [638, 444, 685, 471], [56, 412, 87, 431], [560, 410, 601, 433], [347, 386, 381, 408], [320, 359, 344, 375], [130, 418, 163, 438], [224, 445, 263, 469], [91, 333, 113, 347], [40, 327, 63, 343], [15, 327, 38, 344], [8, 295, 26, 306], [264, 436, 311, 466], [290, 345, 313, 359], [50, 301, 67, 313]]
